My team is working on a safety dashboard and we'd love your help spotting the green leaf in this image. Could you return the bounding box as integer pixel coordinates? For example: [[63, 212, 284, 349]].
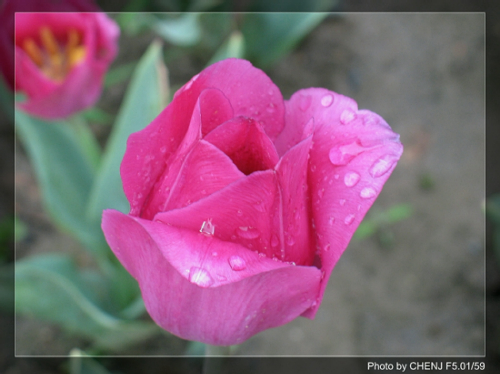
[[70, 349, 112, 374], [207, 30, 245, 66], [16, 253, 159, 352], [242, 13, 328, 68], [249, 0, 339, 11], [152, 13, 202, 46], [15, 112, 108, 256], [86, 40, 168, 223], [104, 61, 137, 87]]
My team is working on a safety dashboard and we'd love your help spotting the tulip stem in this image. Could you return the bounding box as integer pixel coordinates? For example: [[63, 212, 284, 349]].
[[203, 344, 231, 374]]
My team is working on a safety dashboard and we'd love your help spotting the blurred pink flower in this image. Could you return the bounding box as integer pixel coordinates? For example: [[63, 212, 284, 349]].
[[102, 58, 403, 346], [2, 0, 119, 119]]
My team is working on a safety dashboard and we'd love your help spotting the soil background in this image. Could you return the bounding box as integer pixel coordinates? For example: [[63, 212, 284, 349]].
[[3, 2, 500, 374]]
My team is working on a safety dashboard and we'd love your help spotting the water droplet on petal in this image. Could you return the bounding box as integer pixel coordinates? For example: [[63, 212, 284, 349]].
[[271, 234, 279, 247], [339, 199, 346, 206], [286, 235, 295, 246], [189, 267, 214, 287], [228, 255, 247, 271], [237, 226, 260, 239], [318, 189, 325, 199], [329, 141, 365, 166], [200, 219, 215, 235], [254, 200, 266, 212], [328, 216, 335, 225], [369, 154, 398, 178], [360, 187, 377, 199], [344, 171, 360, 187], [344, 214, 355, 225], [321, 94, 334, 107], [323, 243, 331, 251], [160, 146, 167, 153], [236, 209, 243, 217], [340, 108, 356, 124], [300, 95, 312, 111], [212, 251, 218, 257], [266, 102, 276, 113]]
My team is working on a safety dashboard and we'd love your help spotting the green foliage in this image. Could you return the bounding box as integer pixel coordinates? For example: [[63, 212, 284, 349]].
[[207, 30, 245, 66], [15, 111, 109, 257], [16, 253, 159, 352], [85, 40, 168, 224], [241, 13, 329, 68], [69, 349, 113, 374]]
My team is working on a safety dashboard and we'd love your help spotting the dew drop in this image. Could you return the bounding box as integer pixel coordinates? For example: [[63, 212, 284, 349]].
[[321, 94, 334, 107], [328, 216, 335, 225], [212, 251, 218, 257], [286, 235, 295, 246], [236, 209, 243, 217], [200, 219, 215, 235], [300, 95, 312, 112], [271, 234, 279, 248], [344, 214, 355, 225], [318, 189, 325, 199], [360, 187, 377, 199], [323, 243, 331, 251], [334, 174, 340, 180], [266, 102, 276, 113], [189, 267, 214, 287], [329, 141, 365, 166], [344, 171, 360, 187], [160, 146, 167, 153], [228, 255, 247, 271], [254, 200, 266, 212], [339, 199, 346, 206], [237, 226, 260, 239], [369, 154, 398, 178], [340, 108, 356, 124]]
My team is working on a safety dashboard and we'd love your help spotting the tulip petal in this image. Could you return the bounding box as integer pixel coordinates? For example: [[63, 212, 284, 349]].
[[283, 88, 403, 318], [102, 209, 321, 345], [175, 58, 285, 140], [273, 135, 315, 266], [123, 88, 233, 217], [155, 170, 280, 259], [142, 140, 245, 219], [204, 116, 280, 175]]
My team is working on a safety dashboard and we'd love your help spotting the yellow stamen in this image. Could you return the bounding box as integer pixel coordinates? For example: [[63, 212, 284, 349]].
[[22, 38, 43, 66], [40, 26, 60, 56], [66, 29, 79, 51], [68, 46, 86, 66], [66, 29, 86, 67]]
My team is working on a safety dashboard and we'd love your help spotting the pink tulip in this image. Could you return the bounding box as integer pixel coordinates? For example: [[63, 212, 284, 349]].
[[102, 59, 403, 346], [5, 1, 119, 119]]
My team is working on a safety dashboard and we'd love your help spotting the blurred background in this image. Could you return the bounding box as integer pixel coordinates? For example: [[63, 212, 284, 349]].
[[1, 0, 498, 373]]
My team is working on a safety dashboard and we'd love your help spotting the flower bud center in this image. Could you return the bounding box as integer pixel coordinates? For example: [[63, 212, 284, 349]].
[[21, 26, 86, 82]]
